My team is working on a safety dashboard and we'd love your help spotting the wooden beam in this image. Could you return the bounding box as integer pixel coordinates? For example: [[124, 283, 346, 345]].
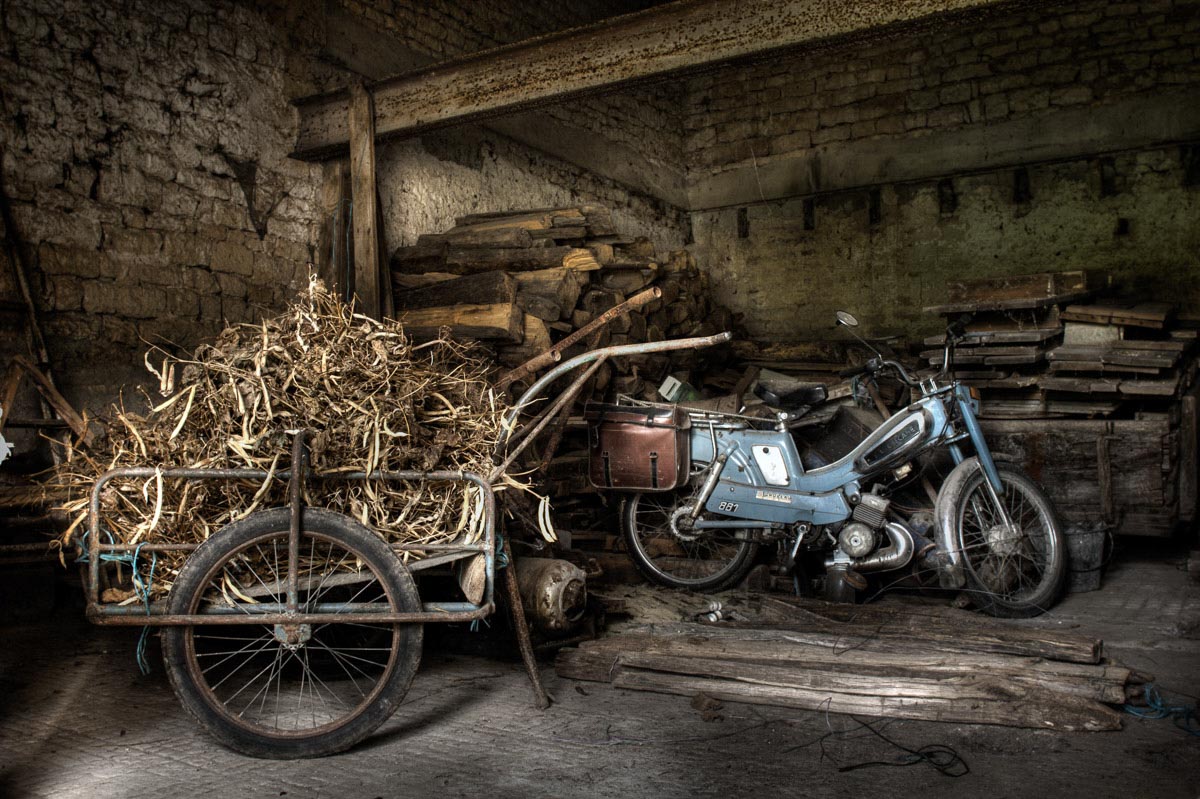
[[348, 84, 382, 318], [291, 0, 1014, 160]]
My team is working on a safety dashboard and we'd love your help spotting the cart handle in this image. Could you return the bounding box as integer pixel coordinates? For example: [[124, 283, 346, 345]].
[[497, 331, 733, 452]]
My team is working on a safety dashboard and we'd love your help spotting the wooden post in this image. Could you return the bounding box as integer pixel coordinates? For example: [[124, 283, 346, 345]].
[[348, 84, 381, 319], [317, 160, 351, 301]]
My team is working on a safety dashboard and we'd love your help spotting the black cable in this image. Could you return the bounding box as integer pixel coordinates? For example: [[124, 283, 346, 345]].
[[833, 717, 969, 777]]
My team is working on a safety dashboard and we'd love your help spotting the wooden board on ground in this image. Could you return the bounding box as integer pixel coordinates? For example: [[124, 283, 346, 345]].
[[555, 599, 1137, 732]]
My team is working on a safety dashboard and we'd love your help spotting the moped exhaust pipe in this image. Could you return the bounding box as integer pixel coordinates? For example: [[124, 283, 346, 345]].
[[825, 521, 914, 573]]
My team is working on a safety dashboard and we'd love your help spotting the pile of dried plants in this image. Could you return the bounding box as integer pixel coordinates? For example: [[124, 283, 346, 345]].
[[54, 278, 525, 597]]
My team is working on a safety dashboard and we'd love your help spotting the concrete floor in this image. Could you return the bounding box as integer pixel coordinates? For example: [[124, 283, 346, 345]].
[[1, 541, 1198, 799]]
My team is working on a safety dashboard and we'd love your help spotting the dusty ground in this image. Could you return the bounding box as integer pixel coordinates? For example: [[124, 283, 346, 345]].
[[1, 541, 1197, 799]]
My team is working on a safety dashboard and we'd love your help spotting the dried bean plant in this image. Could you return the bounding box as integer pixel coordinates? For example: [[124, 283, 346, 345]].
[[54, 278, 522, 598]]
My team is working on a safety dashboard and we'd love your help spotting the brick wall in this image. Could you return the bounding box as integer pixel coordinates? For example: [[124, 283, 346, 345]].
[[683, 0, 1200, 341], [0, 0, 685, 446], [684, 0, 1200, 176]]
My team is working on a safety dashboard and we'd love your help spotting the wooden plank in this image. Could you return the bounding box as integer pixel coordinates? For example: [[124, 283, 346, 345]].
[[925, 290, 1094, 315], [1060, 302, 1173, 329], [394, 270, 517, 311], [8, 356, 92, 445], [606, 667, 1121, 731], [1180, 386, 1198, 522], [394, 246, 602, 276], [1048, 361, 1162, 376], [398, 302, 523, 341], [291, 0, 1011, 159], [945, 270, 1099, 304], [559, 635, 1130, 703], [923, 328, 1059, 347], [419, 228, 534, 248], [348, 84, 381, 319]]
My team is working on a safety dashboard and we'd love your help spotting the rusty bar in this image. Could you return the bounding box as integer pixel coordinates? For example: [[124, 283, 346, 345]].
[[499, 331, 733, 451], [291, 0, 1012, 160], [491, 356, 607, 479], [87, 602, 495, 627], [538, 328, 606, 473], [501, 534, 551, 709], [498, 286, 661, 389], [87, 467, 496, 620], [287, 431, 307, 613]]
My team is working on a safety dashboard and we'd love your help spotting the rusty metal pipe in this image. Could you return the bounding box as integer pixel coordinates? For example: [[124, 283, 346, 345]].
[[86, 602, 495, 627], [498, 286, 661, 389], [499, 331, 733, 451]]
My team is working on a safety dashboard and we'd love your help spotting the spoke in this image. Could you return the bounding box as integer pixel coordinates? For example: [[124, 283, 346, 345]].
[[198, 632, 274, 678], [309, 638, 372, 698], [239, 644, 286, 720], [222, 646, 288, 706], [301, 647, 342, 717], [310, 643, 392, 670]]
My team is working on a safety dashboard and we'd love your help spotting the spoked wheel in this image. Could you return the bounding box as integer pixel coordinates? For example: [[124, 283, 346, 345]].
[[944, 462, 1065, 618], [162, 508, 423, 759], [621, 490, 758, 592]]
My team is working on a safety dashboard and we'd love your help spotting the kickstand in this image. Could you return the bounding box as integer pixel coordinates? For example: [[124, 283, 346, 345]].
[[502, 533, 552, 709]]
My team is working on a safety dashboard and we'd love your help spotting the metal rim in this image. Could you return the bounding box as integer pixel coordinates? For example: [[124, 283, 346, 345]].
[[180, 529, 401, 740], [626, 492, 751, 587], [956, 472, 1059, 606]]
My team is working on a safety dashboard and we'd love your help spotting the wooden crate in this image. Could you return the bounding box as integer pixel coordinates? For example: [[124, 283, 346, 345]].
[[980, 409, 1196, 537]]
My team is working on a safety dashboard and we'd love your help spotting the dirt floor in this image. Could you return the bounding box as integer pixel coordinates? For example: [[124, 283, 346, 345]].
[[1, 540, 1197, 799]]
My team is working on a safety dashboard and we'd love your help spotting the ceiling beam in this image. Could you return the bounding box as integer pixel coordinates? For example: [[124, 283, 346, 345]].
[[291, 0, 1016, 161]]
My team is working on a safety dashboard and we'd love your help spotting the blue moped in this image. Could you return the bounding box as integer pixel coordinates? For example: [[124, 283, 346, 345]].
[[613, 312, 1066, 617]]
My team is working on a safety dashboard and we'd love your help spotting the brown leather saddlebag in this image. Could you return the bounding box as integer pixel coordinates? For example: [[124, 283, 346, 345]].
[[585, 402, 691, 491]]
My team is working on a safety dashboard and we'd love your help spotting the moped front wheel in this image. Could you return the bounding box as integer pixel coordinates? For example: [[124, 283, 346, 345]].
[[940, 462, 1066, 618], [621, 491, 758, 592]]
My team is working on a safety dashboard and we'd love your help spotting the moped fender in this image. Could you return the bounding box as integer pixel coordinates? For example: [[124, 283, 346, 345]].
[[706, 479, 850, 526]]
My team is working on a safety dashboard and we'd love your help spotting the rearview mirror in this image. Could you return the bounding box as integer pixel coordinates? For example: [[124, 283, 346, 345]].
[[836, 311, 859, 328]]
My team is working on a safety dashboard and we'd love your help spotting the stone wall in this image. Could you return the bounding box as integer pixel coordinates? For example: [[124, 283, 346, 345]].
[[692, 147, 1200, 341], [685, 0, 1199, 177], [683, 0, 1200, 340], [0, 0, 686, 446]]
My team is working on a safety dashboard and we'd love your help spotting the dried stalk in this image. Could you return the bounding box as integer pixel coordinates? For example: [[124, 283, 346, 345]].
[[51, 278, 519, 596]]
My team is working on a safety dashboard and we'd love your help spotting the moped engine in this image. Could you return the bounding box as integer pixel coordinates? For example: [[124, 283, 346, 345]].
[[838, 493, 890, 557]]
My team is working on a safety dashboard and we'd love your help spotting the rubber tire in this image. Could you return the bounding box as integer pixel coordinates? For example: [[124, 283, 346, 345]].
[[621, 491, 759, 592], [938, 461, 1066, 618], [161, 507, 423, 759]]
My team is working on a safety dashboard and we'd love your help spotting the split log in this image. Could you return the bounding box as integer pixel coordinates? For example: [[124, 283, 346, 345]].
[[418, 228, 533, 248], [394, 270, 516, 310], [398, 302, 523, 342]]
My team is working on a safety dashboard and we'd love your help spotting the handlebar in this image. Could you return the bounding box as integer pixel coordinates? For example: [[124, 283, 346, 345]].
[[838, 356, 920, 387]]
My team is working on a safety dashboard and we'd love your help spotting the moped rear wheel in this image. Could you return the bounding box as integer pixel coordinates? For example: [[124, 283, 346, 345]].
[[944, 462, 1065, 618], [621, 491, 758, 592]]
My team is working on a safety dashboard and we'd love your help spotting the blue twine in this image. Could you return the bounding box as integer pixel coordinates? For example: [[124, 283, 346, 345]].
[[1123, 683, 1200, 737], [76, 528, 157, 674], [468, 531, 508, 633]]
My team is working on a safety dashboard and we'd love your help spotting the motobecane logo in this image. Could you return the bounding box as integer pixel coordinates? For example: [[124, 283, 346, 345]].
[[755, 489, 792, 504]]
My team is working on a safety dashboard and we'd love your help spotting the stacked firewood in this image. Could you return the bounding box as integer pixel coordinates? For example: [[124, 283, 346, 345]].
[[390, 206, 736, 400]]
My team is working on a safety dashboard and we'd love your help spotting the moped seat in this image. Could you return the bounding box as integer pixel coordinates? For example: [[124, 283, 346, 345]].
[[754, 378, 828, 411]]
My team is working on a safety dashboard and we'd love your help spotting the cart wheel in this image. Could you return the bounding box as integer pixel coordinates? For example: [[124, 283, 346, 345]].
[[161, 507, 422, 759]]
